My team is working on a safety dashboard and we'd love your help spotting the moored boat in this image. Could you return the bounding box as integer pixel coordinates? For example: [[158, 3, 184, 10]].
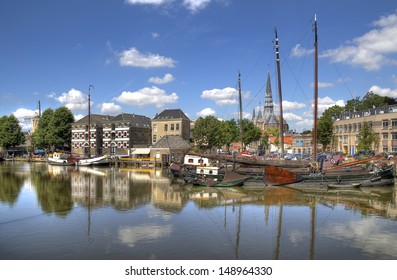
[[47, 152, 77, 166]]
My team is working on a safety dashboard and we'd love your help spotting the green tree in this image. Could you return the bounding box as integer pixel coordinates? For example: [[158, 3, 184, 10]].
[[192, 116, 224, 152], [241, 119, 262, 149], [47, 107, 74, 150], [0, 115, 25, 152], [222, 119, 239, 152], [317, 115, 333, 151], [32, 108, 54, 149], [357, 122, 377, 151], [317, 105, 342, 151]]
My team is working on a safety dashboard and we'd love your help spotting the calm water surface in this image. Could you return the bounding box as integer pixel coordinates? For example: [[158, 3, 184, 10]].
[[1, 161, 397, 260]]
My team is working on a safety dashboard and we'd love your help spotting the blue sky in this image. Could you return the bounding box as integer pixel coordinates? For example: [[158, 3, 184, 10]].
[[2, 0, 397, 132]]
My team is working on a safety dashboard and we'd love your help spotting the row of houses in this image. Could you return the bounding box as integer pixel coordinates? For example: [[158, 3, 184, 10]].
[[71, 109, 192, 163]]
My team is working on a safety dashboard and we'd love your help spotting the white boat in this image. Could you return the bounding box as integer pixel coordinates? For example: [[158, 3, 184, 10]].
[[48, 152, 77, 166], [77, 155, 112, 166]]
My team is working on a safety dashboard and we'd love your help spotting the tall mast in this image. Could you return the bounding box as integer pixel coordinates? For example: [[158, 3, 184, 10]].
[[238, 71, 244, 152], [275, 28, 284, 156], [313, 15, 318, 161], [88, 85, 93, 158]]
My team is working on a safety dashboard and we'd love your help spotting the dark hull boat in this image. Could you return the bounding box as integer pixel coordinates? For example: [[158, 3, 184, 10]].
[[263, 164, 395, 188]]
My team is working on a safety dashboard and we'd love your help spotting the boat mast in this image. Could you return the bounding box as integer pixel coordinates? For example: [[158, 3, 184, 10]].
[[238, 71, 244, 152], [88, 85, 93, 158], [313, 15, 318, 161], [274, 28, 285, 156]]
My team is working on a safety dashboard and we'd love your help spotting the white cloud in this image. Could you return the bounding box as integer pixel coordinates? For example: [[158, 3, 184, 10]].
[[113, 86, 178, 108], [281, 100, 306, 111], [74, 114, 85, 121], [196, 108, 215, 117], [125, 0, 170, 5], [99, 102, 123, 115], [125, 0, 212, 13], [51, 88, 88, 111], [201, 87, 238, 106], [151, 31, 160, 39], [283, 112, 303, 122], [183, 0, 211, 13], [369, 85, 397, 98], [291, 44, 314, 57], [321, 11, 397, 71], [148, 73, 175, 84], [119, 48, 176, 68], [12, 108, 37, 119]]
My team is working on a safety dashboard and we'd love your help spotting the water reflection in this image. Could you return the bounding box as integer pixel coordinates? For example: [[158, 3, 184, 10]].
[[1, 161, 397, 260]]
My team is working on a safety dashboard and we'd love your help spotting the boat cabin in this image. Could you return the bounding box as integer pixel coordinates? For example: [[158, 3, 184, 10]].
[[184, 155, 210, 166]]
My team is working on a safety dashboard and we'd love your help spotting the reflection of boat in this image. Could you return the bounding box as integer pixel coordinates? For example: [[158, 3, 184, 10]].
[[193, 171, 249, 187], [47, 152, 77, 166], [327, 182, 362, 189]]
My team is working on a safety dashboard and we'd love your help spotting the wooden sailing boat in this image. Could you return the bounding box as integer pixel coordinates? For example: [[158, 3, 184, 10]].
[[263, 14, 394, 188], [263, 15, 395, 188]]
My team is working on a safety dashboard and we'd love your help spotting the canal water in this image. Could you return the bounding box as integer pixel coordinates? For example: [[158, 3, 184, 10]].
[[1, 161, 397, 260]]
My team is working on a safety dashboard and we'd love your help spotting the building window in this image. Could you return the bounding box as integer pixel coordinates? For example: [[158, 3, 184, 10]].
[[164, 124, 168, 131], [176, 123, 180, 130], [153, 124, 157, 133], [171, 124, 175, 131], [392, 119, 397, 128], [383, 120, 389, 129], [153, 135, 157, 143], [392, 133, 397, 140], [383, 133, 388, 140]]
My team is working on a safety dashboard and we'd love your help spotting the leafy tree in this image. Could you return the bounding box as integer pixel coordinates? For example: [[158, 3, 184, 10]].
[[47, 107, 74, 150], [317, 105, 343, 151], [32, 108, 54, 149], [344, 97, 361, 112], [222, 119, 239, 152], [241, 119, 262, 149], [317, 115, 333, 151], [0, 115, 25, 152], [361, 91, 395, 110], [192, 116, 224, 152], [357, 122, 377, 151]]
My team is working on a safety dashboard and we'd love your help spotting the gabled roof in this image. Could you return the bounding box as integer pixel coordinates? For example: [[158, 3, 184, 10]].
[[73, 113, 151, 128], [112, 113, 151, 128], [153, 109, 190, 121], [153, 135, 192, 149], [74, 114, 114, 124]]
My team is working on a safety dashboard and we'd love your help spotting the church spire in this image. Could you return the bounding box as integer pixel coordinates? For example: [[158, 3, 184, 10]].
[[263, 71, 274, 118]]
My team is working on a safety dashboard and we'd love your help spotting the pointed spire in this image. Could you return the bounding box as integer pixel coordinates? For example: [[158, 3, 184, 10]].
[[264, 71, 274, 118]]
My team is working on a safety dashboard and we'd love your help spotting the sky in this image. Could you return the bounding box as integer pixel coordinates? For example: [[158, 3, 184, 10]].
[[2, 0, 397, 132]]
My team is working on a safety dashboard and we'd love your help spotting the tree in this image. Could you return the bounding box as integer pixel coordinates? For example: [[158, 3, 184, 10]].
[[357, 122, 377, 151], [241, 119, 262, 149], [317, 115, 333, 151], [47, 107, 74, 150], [222, 119, 239, 152], [0, 115, 25, 152], [32, 108, 54, 149], [192, 116, 224, 152]]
